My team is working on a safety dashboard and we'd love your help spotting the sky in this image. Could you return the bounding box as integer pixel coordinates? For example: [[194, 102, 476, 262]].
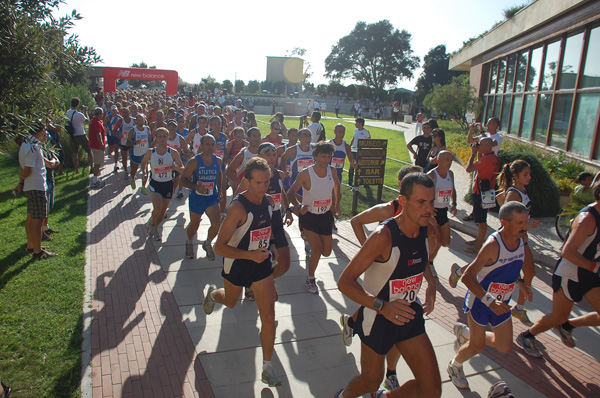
[[56, 0, 525, 91]]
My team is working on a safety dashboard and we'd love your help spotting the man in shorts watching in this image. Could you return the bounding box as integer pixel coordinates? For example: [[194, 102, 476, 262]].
[[67, 97, 93, 174], [89, 107, 106, 188]]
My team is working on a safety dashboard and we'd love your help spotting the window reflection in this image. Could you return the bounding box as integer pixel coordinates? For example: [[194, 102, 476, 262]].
[[550, 94, 573, 149], [510, 95, 523, 134], [506, 54, 516, 93], [497, 58, 506, 94], [527, 47, 543, 92], [501, 95, 512, 132], [582, 26, 600, 88], [516, 52, 528, 92], [534, 94, 553, 143], [542, 41, 560, 90], [570, 93, 600, 158], [521, 94, 536, 139]]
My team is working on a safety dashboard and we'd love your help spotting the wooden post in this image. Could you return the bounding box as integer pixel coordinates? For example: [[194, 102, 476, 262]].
[[377, 184, 383, 203], [352, 188, 358, 215]]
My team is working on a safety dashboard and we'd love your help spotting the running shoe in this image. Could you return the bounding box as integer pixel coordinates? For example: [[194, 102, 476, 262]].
[[42, 232, 53, 241], [203, 240, 215, 261], [261, 366, 282, 387], [340, 314, 353, 346], [516, 332, 543, 357], [554, 324, 576, 348], [141, 186, 147, 195], [113, 165, 118, 173], [453, 322, 469, 352], [185, 241, 194, 259], [203, 284, 217, 315], [131, 180, 136, 189], [449, 263, 462, 288], [383, 374, 400, 390], [176, 191, 184, 199], [305, 277, 318, 294], [371, 389, 387, 398], [245, 286, 255, 301], [511, 307, 534, 327], [447, 361, 469, 389], [154, 229, 161, 242], [147, 224, 156, 240], [429, 262, 438, 278], [488, 380, 514, 398]]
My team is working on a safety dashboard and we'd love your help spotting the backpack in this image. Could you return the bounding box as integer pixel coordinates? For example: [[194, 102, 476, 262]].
[[318, 123, 326, 142], [65, 110, 75, 135]]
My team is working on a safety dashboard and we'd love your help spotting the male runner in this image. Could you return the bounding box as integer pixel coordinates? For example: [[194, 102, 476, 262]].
[[105, 105, 122, 172], [209, 116, 228, 213], [336, 173, 440, 398], [329, 123, 357, 185], [448, 201, 532, 389], [287, 141, 341, 294], [187, 115, 209, 155], [127, 114, 152, 194], [180, 135, 223, 260], [203, 158, 282, 387], [227, 127, 261, 194], [280, 128, 313, 203], [117, 106, 134, 180]]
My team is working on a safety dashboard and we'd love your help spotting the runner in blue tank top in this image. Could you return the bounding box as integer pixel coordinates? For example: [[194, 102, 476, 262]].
[[209, 116, 228, 214], [329, 123, 357, 183], [448, 202, 533, 390], [203, 158, 282, 388], [180, 134, 223, 261]]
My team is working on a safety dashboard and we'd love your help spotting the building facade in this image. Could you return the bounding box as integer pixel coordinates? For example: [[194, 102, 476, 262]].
[[450, 0, 600, 163]]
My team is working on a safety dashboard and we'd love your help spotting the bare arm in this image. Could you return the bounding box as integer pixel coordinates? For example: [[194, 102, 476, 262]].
[[562, 212, 600, 272], [350, 203, 394, 246], [225, 150, 244, 187], [180, 158, 199, 191]]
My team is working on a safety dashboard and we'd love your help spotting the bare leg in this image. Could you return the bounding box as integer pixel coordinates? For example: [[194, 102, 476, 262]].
[[252, 274, 277, 361], [272, 246, 290, 279], [204, 204, 221, 243]]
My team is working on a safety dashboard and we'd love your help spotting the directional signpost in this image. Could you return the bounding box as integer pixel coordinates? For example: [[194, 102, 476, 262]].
[[352, 139, 388, 214]]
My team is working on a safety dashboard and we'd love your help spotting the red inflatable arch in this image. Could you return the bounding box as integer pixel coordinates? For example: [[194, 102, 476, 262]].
[[103, 67, 179, 97]]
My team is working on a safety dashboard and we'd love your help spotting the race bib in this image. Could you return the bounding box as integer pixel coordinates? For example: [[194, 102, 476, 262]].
[[197, 181, 214, 196], [487, 282, 515, 302], [215, 149, 224, 158], [389, 273, 423, 303], [139, 139, 148, 147], [167, 142, 178, 150], [331, 157, 344, 168], [153, 166, 171, 180], [271, 193, 281, 211], [286, 163, 291, 173], [248, 226, 271, 251], [298, 159, 313, 171], [312, 198, 331, 214], [436, 189, 452, 205]]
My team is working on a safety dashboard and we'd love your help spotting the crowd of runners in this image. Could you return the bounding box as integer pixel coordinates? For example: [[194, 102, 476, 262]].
[[28, 89, 598, 397]]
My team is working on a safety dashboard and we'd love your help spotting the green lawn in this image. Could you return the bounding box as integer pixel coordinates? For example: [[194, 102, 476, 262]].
[[0, 156, 87, 398], [256, 115, 411, 216]]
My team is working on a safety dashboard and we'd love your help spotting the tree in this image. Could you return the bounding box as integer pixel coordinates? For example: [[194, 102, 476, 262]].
[[247, 80, 260, 94], [414, 44, 464, 104], [0, 1, 100, 140], [424, 75, 482, 130], [200, 75, 219, 93], [234, 79, 245, 93], [221, 79, 233, 93], [325, 20, 419, 90]]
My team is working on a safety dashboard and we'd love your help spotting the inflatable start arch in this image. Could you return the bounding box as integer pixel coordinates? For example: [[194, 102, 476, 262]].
[[103, 67, 179, 96]]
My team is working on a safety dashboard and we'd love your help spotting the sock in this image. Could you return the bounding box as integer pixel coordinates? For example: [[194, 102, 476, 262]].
[[456, 267, 464, 277], [386, 369, 396, 378], [516, 304, 524, 311], [187, 239, 193, 244], [347, 317, 355, 329], [307, 275, 315, 281], [451, 357, 463, 367], [562, 321, 575, 332], [91, 175, 98, 183], [523, 330, 534, 339], [262, 360, 271, 371], [461, 327, 470, 340]]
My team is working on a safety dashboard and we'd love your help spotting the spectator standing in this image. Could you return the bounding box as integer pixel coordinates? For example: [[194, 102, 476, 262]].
[[391, 101, 400, 124], [348, 118, 370, 188], [415, 107, 426, 136], [335, 100, 341, 118], [321, 101, 327, 116], [89, 107, 106, 188], [66, 97, 93, 174], [407, 121, 433, 169]]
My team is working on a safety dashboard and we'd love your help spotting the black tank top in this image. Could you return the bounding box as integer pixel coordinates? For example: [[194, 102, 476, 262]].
[[268, 169, 284, 232]]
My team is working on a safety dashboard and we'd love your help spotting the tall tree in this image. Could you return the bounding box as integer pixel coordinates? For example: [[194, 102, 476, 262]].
[[234, 79, 245, 93], [414, 44, 464, 103], [424, 74, 482, 130], [325, 20, 419, 90], [221, 79, 233, 93], [0, 1, 100, 139]]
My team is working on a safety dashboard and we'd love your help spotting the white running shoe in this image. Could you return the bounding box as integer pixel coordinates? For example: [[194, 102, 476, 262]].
[[203, 284, 217, 315], [185, 241, 194, 259], [261, 366, 282, 387], [203, 240, 215, 261], [511, 307, 534, 327], [305, 277, 318, 294], [453, 322, 469, 352], [383, 374, 400, 390], [447, 361, 469, 389], [340, 314, 353, 346], [449, 263, 461, 288]]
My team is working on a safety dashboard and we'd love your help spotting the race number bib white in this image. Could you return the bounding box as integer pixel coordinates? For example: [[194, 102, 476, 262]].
[[271, 193, 281, 211], [389, 273, 423, 303], [436, 189, 452, 206], [331, 157, 344, 168], [197, 181, 214, 196], [139, 139, 148, 147], [248, 227, 271, 251], [487, 282, 515, 302], [298, 159, 313, 171], [215, 149, 224, 158], [312, 199, 331, 214], [154, 166, 171, 180]]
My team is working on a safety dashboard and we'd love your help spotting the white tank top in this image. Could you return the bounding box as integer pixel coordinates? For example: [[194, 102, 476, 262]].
[[293, 144, 314, 174], [167, 134, 182, 152], [232, 119, 245, 131], [150, 148, 174, 182], [506, 186, 531, 210], [302, 166, 334, 214], [121, 117, 135, 146], [433, 169, 453, 209], [192, 130, 204, 155], [236, 147, 258, 176], [133, 126, 149, 157]]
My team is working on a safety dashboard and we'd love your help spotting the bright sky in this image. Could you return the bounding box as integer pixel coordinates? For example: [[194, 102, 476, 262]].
[[57, 0, 523, 91]]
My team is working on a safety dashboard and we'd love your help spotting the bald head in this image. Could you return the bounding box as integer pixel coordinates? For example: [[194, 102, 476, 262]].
[[436, 150, 454, 171], [479, 137, 493, 152]]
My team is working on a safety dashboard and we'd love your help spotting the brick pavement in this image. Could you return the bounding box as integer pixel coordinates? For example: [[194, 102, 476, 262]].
[[85, 169, 214, 398]]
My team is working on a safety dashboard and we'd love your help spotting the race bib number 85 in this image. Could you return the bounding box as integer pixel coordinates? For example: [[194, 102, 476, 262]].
[[389, 273, 423, 303], [248, 227, 271, 251]]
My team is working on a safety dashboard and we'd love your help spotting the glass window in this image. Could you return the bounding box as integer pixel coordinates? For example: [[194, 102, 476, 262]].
[[558, 32, 584, 90], [501, 95, 512, 132], [490, 61, 498, 95], [515, 52, 528, 92], [550, 94, 574, 149], [521, 94, 536, 139], [485, 95, 494, 121], [569, 93, 600, 158], [506, 54, 516, 93], [509, 95, 523, 134], [582, 26, 600, 88], [541, 40, 560, 90], [533, 94, 553, 143], [493, 96, 502, 119], [527, 47, 543, 92], [497, 58, 506, 94]]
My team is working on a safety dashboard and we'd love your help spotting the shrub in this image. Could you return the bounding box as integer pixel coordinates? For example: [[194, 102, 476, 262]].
[[497, 150, 560, 217]]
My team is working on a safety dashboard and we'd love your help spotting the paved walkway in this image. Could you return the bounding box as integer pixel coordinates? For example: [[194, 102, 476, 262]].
[[83, 121, 600, 397]]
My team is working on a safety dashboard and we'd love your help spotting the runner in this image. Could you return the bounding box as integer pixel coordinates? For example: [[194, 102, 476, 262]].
[[278, 128, 298, 191], [279, 128, 313, 204], [175, 114, 192, 199], [127, 114, 152, 194], [329, 123, 357, 186], [105, 105, 122, 172], [117, 106, 135, 180], [187, 115, 209, 155], [203, 158, 282, 387], [141, 128, 183, 241], [516, 181, 600, 357], [287, 141, 341, 294], [335, 173, 440, 398], [226, 107, 247, 137], [165, 121, 188, 197], [448, 201, 532, 389], [224, 127, 247, 167], [180, 135, 223, 260], [348, 118, 370, 188], [263, 121, 284, 146], [426, 151, 457, 277], [209, 116, 228, 213], [226, 127, 261, 194]]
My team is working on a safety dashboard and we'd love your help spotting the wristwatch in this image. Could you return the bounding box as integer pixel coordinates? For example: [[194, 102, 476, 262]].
[[373, 298, 384, 312]]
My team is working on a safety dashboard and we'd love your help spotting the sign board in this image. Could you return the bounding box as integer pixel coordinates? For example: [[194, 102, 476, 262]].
[[356, 139, 387, 186]]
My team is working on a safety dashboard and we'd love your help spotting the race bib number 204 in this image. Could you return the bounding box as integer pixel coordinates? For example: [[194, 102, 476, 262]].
[[389, 273, 423, 303]]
